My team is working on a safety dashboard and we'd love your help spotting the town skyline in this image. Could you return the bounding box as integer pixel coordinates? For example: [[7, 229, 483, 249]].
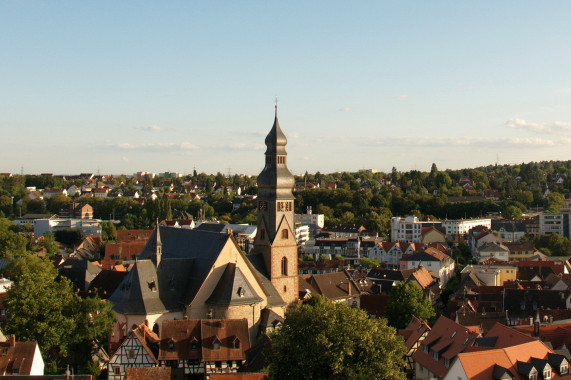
[[2, 2, 571, 175]]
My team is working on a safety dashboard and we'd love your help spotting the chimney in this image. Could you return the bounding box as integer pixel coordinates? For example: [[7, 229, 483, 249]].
[[534, 319, 540, 337], [549, 315, 554, 324], [9, 335, 15, 347]]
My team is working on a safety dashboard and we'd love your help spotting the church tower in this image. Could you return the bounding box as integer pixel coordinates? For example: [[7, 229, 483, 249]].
[[255, 106, 298, 304]]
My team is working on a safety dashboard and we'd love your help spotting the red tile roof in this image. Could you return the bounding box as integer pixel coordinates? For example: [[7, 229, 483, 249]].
[[455, 340, 559, 380], [412, 316, 478, 378]]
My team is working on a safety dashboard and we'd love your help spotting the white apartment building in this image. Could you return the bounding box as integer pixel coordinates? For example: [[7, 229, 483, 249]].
[[391, 216, 492, 242], [391, 216, 442, 242], [539, 212, 571, 238], [295, 207, 325, 229], [295, 224, 310, 246], [15, 217, 101, 238], [440, 218, 491, 236]]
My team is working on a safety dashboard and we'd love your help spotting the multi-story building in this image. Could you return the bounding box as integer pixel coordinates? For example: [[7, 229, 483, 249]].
[[392, 216, 492, 241], [539, 212, 571, 238], [295, 207, 325, 229], [440, 218, 491, 238], [391, 216, 442, 242]]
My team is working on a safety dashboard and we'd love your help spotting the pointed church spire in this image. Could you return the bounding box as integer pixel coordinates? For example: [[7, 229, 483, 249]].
[[154, 219, 162, 267]]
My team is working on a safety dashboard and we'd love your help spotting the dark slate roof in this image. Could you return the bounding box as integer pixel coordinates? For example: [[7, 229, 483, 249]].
[[503, 288, 567, 318], [474, 336, 498, 347], [516, 361, 535, 377], [401, 251, 442, 262], [88, 269, 128, 299], [259, 308, 285, 331], [206, 263, 263, 306], [58, 258, 102, 292], [492, 364, 514, 380], [194, 223, 226, 233], [110, 226, 285, 314]]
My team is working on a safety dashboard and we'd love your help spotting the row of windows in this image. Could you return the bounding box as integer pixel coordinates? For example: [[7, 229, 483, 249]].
[[167, 339, 240, 352]]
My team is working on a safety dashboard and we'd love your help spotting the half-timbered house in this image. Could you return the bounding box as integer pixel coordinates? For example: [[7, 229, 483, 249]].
[[108, 323, 159, 380], [158, 319, 250, 378]]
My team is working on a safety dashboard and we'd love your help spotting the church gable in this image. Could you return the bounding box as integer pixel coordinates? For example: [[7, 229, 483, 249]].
[[205, 263, 263, 307], [271, 214, 296, 247], [253, 215, 271, 246]]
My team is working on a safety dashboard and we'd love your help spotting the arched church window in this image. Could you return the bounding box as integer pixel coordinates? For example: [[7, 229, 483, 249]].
[[282, 229, 288, 239], [281, 257, 288, 276]]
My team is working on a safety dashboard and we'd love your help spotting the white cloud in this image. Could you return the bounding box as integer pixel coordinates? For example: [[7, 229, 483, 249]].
[[506, 118, 571, 135], [339, 107, 351, 112], [136, 125, 164, 132], [107, 142, 199, 151], [394, 95, 408, 101]]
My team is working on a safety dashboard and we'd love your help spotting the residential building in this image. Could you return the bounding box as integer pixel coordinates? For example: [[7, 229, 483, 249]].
[[540, 212, 571, 238], [440, 218, 492, 238], [320, 224, 367, 238], [391, 216, 442, 242], [59, 202, 93, 219], [491, 219, 528, 242], [294, 207, 325, 229], [420, 226, 447, 244], [412, 316, 478, 380], [400, 247, 455, 286], [444, 340, 569, 380], [477, 242, 510, 262], [25, 217, 102, 238], [0, 335, 44, 376], [158, 319, 249, 377], [461, 264, 517, 286], [398, 316, 431, 376], [298, 270, 361, 306], [108, 323, 159, 380]]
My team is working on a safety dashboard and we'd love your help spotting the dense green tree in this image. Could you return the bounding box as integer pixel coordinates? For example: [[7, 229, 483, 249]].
[[5, 256, 78, 357], [5, 256, 116, 370], [385, 282, 435, 330], [0, 218, 28, 259], [546, 192, 564, 213], [535, 233, 571, 256], [101, 221, 118, 241], [267, 296, 406, 380], [503, 205, 523, 220], [46, 193, 71, 214], [360, 257, 379, 269]]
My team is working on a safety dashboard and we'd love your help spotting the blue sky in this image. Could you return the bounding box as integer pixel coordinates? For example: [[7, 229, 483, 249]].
[[2, 1, 571, 176]]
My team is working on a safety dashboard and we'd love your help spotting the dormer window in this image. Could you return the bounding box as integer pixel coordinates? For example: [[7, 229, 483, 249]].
[[529, 373, 537, 380], [168, 340, 175, 352], [544, 368, 551, 379], [433, 351, 439, 361], [561, 364, 568, 375], [423, 345, 428, 354], [237, 287, 245, 297], [444, 358, 450, 367], [233, 338, 240, 349], [191, 339, 198, 352], [213, 338, 220, 350]]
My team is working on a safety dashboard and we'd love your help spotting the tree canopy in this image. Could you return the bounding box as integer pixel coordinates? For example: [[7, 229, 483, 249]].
[[385, 282, 435, 330], [267, 296, 406, 380], [4, 256, 116, 372]]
